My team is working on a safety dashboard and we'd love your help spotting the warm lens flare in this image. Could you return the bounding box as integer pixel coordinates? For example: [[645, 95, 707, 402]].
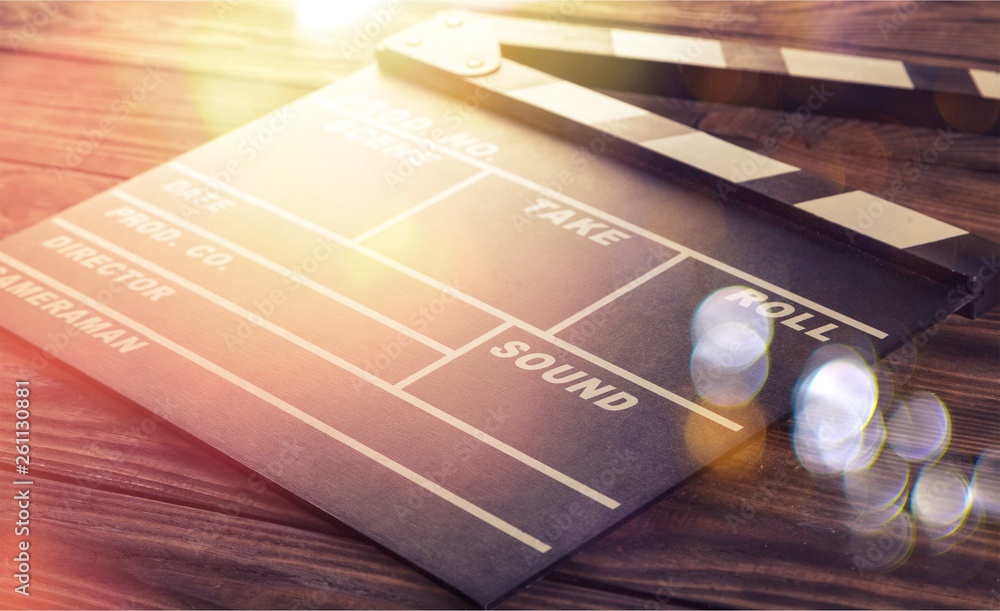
[[295, 0, 385, 31]]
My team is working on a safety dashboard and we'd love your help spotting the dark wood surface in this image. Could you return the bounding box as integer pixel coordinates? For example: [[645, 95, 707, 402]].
[[0, 2, 997, 608]]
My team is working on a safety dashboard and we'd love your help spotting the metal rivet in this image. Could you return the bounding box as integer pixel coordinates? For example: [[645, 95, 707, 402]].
[[446, 16, 464, 28], [466, 57, 483, 69], [405, 37, 423, 47]]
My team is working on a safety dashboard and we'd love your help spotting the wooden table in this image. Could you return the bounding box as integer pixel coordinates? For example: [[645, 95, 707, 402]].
[[1, 2, 997, 608]]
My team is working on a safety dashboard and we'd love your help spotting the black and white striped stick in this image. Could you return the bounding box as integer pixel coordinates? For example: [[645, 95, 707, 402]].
[[489, 13, 1000, 134], [376, 10, 999, 318]]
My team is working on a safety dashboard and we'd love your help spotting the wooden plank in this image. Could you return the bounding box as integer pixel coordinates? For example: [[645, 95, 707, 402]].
[[557, 424, 1000, 609], [0, 53, 313, 180], [2, 477, 469, 609], [0, 1, 424, 85], [1, 2, 997, 608]]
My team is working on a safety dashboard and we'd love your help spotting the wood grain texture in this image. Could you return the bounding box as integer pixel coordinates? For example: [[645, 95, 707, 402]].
[[1, 2, 997, 609]]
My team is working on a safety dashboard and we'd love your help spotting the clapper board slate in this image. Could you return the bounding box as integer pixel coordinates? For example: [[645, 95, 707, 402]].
[[1, 9, 997, 607]]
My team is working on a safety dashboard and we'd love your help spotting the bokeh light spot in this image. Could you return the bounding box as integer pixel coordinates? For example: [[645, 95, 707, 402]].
[[849, 495, 907, 535], [911, 461, 973, 539], [689, 286, 772, 408], [971, 447, 1000, 519], [690, 323, 769, 407], [793, 348, 878, 474], [843, 444, 907, 513], [691, 285, 773, 347], [849, 510, 915, 574], [886, 391, 950, 463]]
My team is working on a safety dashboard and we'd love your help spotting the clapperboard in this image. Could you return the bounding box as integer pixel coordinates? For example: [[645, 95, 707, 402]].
[[2, 10, 998, 606]]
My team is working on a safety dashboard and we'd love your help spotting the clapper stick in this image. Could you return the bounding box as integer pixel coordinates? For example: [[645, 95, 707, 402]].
[[376, 10, 1000, 318], [489, 14, 1000, 134]]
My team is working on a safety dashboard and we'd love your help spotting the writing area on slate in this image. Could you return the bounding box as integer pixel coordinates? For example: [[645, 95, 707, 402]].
[[0, 1, 997, 609]]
